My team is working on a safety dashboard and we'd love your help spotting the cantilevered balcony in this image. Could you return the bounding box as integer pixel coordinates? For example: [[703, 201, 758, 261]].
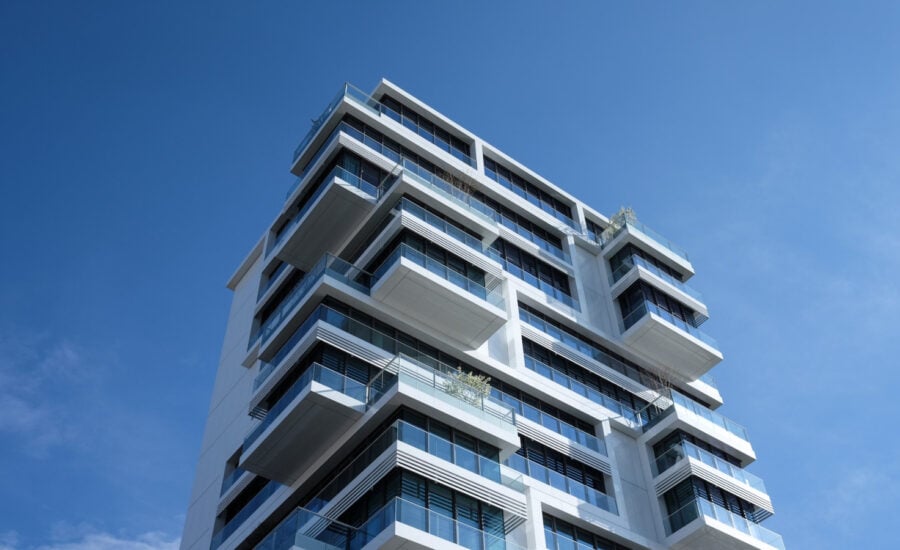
[[620, 300, 722, 381], [367, 354, 520, 454], [610, 255, 708, 320], [599, 217, 694, 276], [240, 363, 367, 484], [653, 441, 773, 515], [270, 164, 382, 271], [257, 498, 527, 550], [665, 498, 784, 550], [642, 391, 755, 464], [369, 243, 506, 348], [505, 453, 618, 516]]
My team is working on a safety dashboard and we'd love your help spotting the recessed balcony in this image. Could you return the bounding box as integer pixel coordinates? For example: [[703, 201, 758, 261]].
[[240, 363, 367, 484], [621, 301, 722, 381], [369, 244, 506, 348], [270, 165, 380, 271], [665, 498, 784, 550]]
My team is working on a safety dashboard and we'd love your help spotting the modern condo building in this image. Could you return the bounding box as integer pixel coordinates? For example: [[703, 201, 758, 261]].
[[180, 79, 781, 550]]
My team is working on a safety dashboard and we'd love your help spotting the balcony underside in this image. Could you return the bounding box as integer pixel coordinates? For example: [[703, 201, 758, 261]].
[[622, 313, 722, 381], [370, 257, 506, 348], [274, 176, 376, 271], [361, 523, 472, 550], [668, 517, 780, 550], [241, 382, 365, 484]]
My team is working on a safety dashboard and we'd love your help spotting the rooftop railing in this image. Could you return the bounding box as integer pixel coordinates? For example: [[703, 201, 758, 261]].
[[653, 440, 766, 493], [665, 498, 784, 549]]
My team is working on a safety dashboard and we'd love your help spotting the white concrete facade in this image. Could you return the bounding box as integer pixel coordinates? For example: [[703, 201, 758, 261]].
[[181, 80, 781, 550]]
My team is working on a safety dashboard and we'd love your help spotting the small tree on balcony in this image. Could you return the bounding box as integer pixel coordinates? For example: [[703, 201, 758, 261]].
[[444, 369, 492, 407], [600, 206, 637, 244]]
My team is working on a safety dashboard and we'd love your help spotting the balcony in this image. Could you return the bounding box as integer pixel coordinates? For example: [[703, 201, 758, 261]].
[[599, 217, 692, 270], [271, 164, 383, 270], [367, 354, 520, 453], [240, 363, 367, 484], [369, 243, 506, 348], [610, 255, 707, 320], [642, 391, 755, 464], [505, 453, 618, 516], [665, 498, 784, 550], [620, 300, 722, 381], [258, 498, 527, 550]]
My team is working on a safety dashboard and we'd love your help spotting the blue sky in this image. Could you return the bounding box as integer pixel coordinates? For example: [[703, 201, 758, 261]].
[[1, 1, 898, 549]]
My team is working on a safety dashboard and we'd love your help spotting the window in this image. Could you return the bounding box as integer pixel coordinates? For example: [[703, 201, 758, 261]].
[[483, 157, 574, 225], [489, 239, 571, 297]]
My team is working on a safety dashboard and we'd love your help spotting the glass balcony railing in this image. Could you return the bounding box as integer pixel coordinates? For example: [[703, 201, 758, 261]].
[[669, 391, 749, 441], [254, 254, 371, 375], [523, 356, 646, 429], [599, 219, 690, 262], [303, 417, 521, 517], [505, 454, 618, 515], [497, 215, 570, 264], [622, 300, 719, 350], [653, 441, 766, 493], [210, 479, 281, 549], [611, 255, 703, 302], [274, 497, 524, 550], [395, 197, 484, 252], [245, 363, 367, 449], [491, 390, 606, 456], [499, 261, 578, 310], [368, 354, 517, 429], [292, 86, 347, 162], [220, 467, 247, 496], [666, 498, 784, 549], [371, 243, 505, 309], [275, 163, 382, 246], [394, 158, 497, 223]]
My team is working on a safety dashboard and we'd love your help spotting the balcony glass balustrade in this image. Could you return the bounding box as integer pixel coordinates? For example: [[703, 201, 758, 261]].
[[368, 354, 516, 429], [245, 363, 367, 449], [276, 164, 383, 246], [610, 255, 703, 302], [653, 441, 766, 493], [666, 499, 784, 549], [599, 218, 690, 262], [220, 467, 247, 496], [518, 307, 718, 390], [491, 390, 606, 456], [645, 391, 750, 443], [210, 479, 281, 549], [370, 243, 505, 309], [501, 261, 578, 309], [395, 197, 483, 252], [622, 300, 719, 350], [260, 498, 525, 550], [505, 454, 617, 515], [523, 356, 646, 429]]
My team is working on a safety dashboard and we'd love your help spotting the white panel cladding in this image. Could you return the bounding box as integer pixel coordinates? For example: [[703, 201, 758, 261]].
[[520, 323, 662, 403], [653, 458, 773, 513], [515, 417, 611, 476]]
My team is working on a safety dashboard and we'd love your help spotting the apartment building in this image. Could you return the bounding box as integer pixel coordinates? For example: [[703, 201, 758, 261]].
[[180, 79, 782, 550]]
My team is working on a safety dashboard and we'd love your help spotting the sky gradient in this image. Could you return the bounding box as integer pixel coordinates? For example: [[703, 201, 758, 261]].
[[2, 2, 899, 549]]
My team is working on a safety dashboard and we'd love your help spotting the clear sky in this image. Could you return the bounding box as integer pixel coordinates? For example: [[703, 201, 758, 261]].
[[1, 1, 898, 549]]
